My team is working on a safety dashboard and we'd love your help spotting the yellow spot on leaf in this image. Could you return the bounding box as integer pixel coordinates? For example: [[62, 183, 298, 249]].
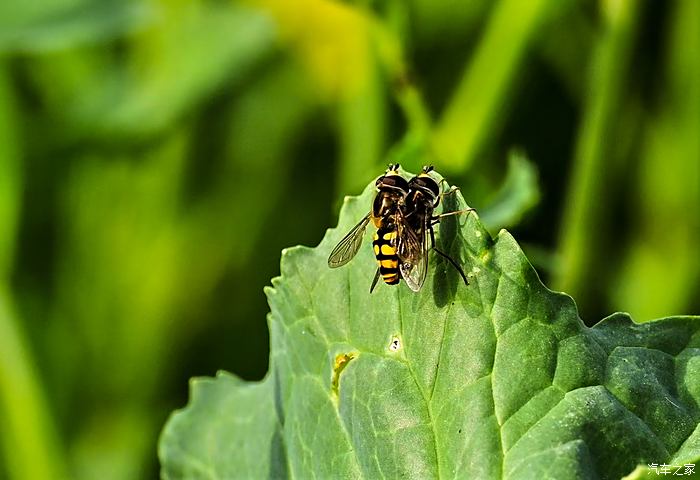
[[331, 352, 357, 398]]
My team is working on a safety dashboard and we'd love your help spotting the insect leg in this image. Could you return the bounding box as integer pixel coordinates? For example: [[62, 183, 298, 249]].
[[429, 226, 469, 286], [434, 184, 457, 208], [438, 184, 460, 196], [369, 268, 381, 293], [430, 208, 476, 226]]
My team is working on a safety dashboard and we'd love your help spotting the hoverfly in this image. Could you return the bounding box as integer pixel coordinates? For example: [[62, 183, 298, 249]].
[[327, 164, 410, 292], [399, 165, 475, 292]]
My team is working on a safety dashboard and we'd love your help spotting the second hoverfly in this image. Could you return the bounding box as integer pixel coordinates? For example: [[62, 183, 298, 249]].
[[328, 165, 474, 293], [399, 165, 474, 292]]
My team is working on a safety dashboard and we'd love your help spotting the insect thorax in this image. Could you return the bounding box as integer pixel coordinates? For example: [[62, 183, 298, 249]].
[[372, 190, 402, 227], [405, 188, 437, 230]]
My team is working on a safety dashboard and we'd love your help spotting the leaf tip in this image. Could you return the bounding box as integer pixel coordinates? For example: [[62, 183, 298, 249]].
[[264, 283, 278, 296]]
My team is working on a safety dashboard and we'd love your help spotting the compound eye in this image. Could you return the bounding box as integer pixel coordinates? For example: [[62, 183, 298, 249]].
[[427, 179, 440, 197], [380, 175, 410, 192]]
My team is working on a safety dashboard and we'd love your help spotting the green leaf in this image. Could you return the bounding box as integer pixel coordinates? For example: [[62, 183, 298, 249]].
[[0, 0, 151, 53], [70, 3, 276, 143], [158, 372, 286, 479], [479, 150, 541, 233], [159, 173, 700, 479]]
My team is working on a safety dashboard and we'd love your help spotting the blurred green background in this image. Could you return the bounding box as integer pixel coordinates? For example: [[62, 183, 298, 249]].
[[0, 0, 698, 478]]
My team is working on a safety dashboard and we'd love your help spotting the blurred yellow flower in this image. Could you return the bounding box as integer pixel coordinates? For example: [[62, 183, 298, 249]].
[[253, 0, 378, 100]]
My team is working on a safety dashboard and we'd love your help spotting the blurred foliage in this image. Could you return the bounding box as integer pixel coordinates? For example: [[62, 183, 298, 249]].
[[0, 0, 698, 478]]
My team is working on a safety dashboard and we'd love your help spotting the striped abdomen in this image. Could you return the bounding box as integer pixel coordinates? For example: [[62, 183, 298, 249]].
[[373, 226, 400, 285]]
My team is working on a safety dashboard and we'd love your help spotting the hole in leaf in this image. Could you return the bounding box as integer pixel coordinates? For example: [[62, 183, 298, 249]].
[[388, 336, 401, 352]]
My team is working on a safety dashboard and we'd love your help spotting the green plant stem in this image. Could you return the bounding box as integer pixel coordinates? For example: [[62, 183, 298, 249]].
[[394, 79, 432, 138], [0, 62, 68, 480], [0, 64, 19, 279], [0, 291, 69, 480], [384, 78, 434, 172], [370, 17, 433, 163], [432, 0, 555, 171], [554, 0, 641, 303], [337, 68, 386, 195], [612, 0, 700, 321]]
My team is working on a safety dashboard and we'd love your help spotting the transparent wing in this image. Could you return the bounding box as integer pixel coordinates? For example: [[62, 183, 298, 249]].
[[398, 217, 430, 292], [328, 213, 372, 268], [396, 214, 419, 263]]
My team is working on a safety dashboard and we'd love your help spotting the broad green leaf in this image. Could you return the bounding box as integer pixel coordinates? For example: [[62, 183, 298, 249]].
[[158, 372, 286, 479], [160, 173, 700, 479]]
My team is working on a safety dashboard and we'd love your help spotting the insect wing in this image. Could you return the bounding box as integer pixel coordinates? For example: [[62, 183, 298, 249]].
[[328, 213, 372, 268], [395, 216, 418, 263], [398, 218, 429, 292]]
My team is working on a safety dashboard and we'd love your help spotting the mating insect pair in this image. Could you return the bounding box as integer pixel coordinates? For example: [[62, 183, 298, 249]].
[[328, 164, 474, 293]]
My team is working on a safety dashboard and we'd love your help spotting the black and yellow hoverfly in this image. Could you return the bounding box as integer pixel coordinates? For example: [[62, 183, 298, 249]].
[[328, 164, 474, 293], [327, 164, 410, 292], [399, 165, 475, 292]]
